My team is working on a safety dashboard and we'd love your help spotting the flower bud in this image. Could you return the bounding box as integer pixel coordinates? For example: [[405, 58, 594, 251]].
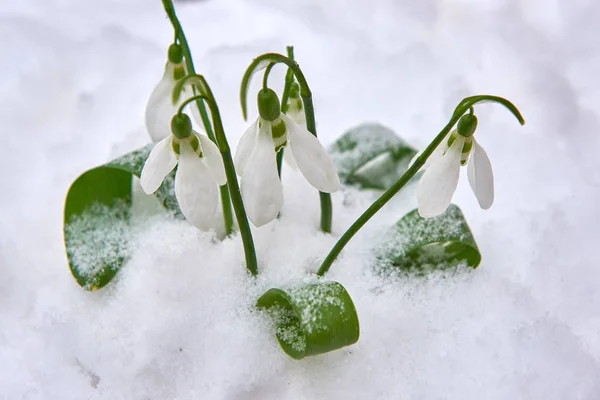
[[457, 114, 478, 137], [257, 88, 281, 121], [171, 113, 193, 139], [289, 82, 300, 99], [168, 43, 184, 64]]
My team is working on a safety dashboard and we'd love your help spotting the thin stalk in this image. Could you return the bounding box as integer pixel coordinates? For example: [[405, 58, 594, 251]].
[[194, 77, 258, 276], [277, 46, 295, 178], [317, 96, 525, 276], [210, 106, 258, 276], [161, 0, 233, 236], [302, 95, 333, 233], [280, 46, 295, 113]]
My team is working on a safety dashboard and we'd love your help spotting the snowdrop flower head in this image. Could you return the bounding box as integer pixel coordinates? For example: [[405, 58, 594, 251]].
[[145, 44, 200, 142], [140, 113, 226, 231], [234, 88, 340, 227], [415, 113, 494, 218]]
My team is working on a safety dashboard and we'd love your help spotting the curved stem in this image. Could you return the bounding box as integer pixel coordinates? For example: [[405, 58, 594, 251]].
[[277, 46, 295, 178], [161, 0, 233, 236], [317, 96, 525, 276], [178, 94, 210, 116], [280, 46, 295, 114], [263, 63, 275, 90]]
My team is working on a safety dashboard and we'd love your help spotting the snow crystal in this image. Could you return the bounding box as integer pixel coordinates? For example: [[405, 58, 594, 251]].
[[267, 305, 307, 353], [287, 282, 347, 335]]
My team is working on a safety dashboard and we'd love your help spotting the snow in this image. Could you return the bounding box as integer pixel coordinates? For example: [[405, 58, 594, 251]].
[[2, 0, 600, 399], [64, 200, 132, 287]]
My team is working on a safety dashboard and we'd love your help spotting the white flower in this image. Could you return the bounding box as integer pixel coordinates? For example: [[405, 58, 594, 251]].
[[234, 114, 341, 227], [145, 61, 201, 142], [140, 131, 226, 231], [414, 131, 494, 218], [285, 96, 306, 127]]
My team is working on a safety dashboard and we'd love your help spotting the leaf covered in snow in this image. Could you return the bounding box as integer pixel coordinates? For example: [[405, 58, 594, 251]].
[[329, 123, 417, 190], [63, 145, 182, 290], [375, 204, 481, 275], [257, 281, 360, 359]]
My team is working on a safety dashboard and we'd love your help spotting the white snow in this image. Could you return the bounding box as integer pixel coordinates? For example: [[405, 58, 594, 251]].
[[2, 0, 600, 399]]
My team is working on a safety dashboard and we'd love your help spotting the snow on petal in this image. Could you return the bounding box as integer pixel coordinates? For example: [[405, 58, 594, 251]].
[[467, 137, 494, 210], [234, 120, 259, 177], [240, 123, 283, 227], [197, 133, 226, 186], [416, 136, 464, 218], [175, 142, 219, 231], [140, 136, 177, 194], [282, 114, 341, 193]]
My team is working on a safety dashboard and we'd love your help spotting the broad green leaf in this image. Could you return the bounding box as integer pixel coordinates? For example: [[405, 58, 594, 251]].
[[257, 281, 360, 360], [329, 123, 417, 190], [375, 204, 481, 275], [63, 144, 181, 291]]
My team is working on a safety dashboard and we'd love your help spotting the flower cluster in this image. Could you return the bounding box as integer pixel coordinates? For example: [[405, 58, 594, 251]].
[[141, 55, 339, 231], [141, 47, 502, 234]]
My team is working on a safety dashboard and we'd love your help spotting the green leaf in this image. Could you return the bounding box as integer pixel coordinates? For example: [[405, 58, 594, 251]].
[[329, 123, 418, 190], [257, 281, 360, 360], [63, 144, 181, 291], [375, 204, 481, 275]]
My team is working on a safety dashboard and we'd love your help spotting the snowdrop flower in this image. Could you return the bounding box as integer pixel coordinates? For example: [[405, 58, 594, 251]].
[[235, 88, 340, 227], [145, 44, 200, 142], [284, 82, 306, 127], [414, 114, 494, 218], [140, 113, 226, 230]]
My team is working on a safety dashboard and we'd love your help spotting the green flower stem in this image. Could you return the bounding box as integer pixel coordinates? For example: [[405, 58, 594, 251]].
[[316, 95, 525, 276], [280, 46, 295, 113], [240, 53, 333, 233], [161, 0, 233, 236], [178, 87, 258, 276], [276, 46, 295, 179], [263, 63, 275, 90], [304, 96, 334, 233]]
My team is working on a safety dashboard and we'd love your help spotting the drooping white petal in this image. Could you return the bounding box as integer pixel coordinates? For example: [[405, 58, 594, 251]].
[[175, 142, 219, 231], [408, 131, 451, 171], [240, 123, 283, 227], [467, 137, 494, 210], [282, 114, 341, 193], [197, 133, 226, 186], [140, 136, 177, 194], [416, 136, 464, 218], [282, 146, 298, 169], [145, 62, 180, 142], [234, 120, 259, 177]]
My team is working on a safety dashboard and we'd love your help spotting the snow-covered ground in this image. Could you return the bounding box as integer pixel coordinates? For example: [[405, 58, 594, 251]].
[[2, 0, 600, 398]]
